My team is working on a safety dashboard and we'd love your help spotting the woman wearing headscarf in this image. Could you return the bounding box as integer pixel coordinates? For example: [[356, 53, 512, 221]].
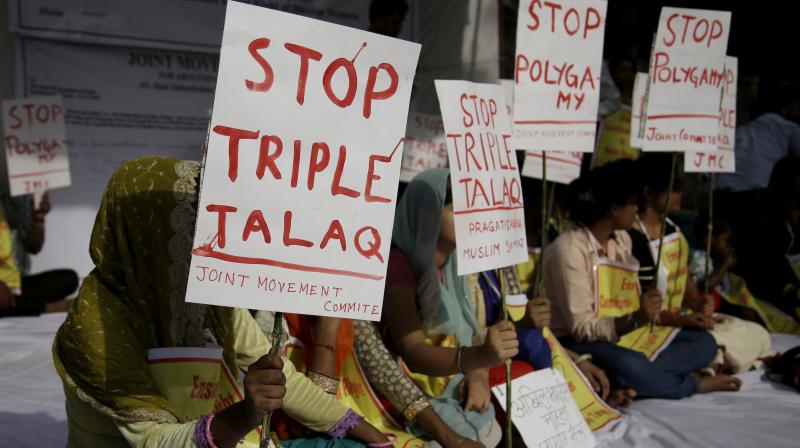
[[380, 168, 519, 447], [52, 157, 388, 448]]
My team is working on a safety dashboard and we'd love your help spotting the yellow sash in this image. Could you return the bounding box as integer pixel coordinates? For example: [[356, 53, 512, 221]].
[[722, 274, 800, 335], [541, 328, 622, 431], [594, 258, 680, 360], [0, 204, 22, 291], [649, 232, 689, 312], [593, 108, 639, 169], [285, 344, 424, 448], [147, 347, 262, 447]]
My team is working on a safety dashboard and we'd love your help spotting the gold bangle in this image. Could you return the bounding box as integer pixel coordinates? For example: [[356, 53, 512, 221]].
[[308, 369, 339, 394], [402, 397, 431, 422]]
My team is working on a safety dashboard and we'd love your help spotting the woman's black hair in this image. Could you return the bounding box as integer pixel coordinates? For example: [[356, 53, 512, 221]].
[[767, 155, 800, 210], [444, 175, 453, 206], [635, 153, 684, 196], [693, 208, 733, 244], [567, 159, 638, 226]]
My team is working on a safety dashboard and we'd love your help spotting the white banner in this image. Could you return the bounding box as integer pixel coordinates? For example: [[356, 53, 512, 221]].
[[2, 95, 71, 196], [435, 80, 527, 275], [401, 112, 447, 183], [642, 7, 731, 152], [492, 368, 596, 448], [522, 151, 582, 185], [16, 38, 216, 277], [685, 56, 737, 173], [513, 0, 608, 152], [186, 2, 420, 319], [9, 0, 415, 52]]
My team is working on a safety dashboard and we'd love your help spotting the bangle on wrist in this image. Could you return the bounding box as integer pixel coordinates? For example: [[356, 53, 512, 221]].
[[574, 353, 592, 364], [456, 346, 465, 373], [402, 397, 431, 422], [308, 369, 339, 394]]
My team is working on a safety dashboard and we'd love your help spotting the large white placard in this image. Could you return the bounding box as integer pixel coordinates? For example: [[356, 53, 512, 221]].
[[401, 112, 447, 183], [186, 2, 420, 319], [2, 96, 71, 196], [492, 368, 596, 448], [522, 151, 582, 185], [685, 56, 737, 173], [642, 7, 731, 152], [434, 80, 527, 275], [513, 0, 608, 152], [15, 38, 216, 277]]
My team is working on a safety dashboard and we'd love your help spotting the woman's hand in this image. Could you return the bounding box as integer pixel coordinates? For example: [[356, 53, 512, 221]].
[[526, 296, 552, 329], [634, 288, 663, 324], [576, 359, 610, 401], [479, 321, 519, 367], [679, 313, 715, 330], [460, 369, 492, 413], [242, 354, 286, 426]]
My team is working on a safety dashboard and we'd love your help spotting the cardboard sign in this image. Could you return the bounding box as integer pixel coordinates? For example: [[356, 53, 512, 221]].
[[186, 1, 421, 319], [629, 72, 648, 149], [513, 0, 608, 152], [522, 151, 582, 185], [2, 95, 71, 196], [434, 80, 528, 275], [642, 7, 731, 152], [492, 368, 596, 448], [401, 113, 448, 183], [685, 56, 737, 173]]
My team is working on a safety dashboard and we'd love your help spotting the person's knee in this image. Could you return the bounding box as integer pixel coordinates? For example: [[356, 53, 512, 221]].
[[612, 348, 651, 373], [684, 329, 717, 363]]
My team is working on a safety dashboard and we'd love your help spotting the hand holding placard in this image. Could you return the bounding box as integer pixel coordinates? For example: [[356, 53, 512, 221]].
[[2, 95, 71, 196], [186, 1, 420, 319]]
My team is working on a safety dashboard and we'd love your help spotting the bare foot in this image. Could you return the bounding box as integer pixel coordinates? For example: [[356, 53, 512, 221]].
[[607, 388, 637, 407], [698, 374, 742, 393], [45, 299, 73, 313]]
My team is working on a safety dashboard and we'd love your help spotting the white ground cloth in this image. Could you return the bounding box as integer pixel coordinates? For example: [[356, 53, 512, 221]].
[[1, 314, 799, 448]]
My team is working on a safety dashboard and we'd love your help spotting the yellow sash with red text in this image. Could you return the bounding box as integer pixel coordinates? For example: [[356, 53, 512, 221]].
[[594, 259, 680, 360], [650, 232, 689, 312], [147, 347, 263, 447], [593, 108, 639, 169]]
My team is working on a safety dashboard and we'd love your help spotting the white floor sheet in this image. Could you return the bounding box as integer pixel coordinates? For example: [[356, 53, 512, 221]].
[[1, 313, 799, 448]]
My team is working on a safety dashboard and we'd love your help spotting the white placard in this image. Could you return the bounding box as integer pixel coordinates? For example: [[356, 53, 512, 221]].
[[492, 368, 596, 448], [401, 112, 448, 183], [642, 7, 731, 152], [434, 80, 528, 275], [186, 2, 421, 319], [513, 0, 608, 152], [522, 151, 582, 185], [2, 96, 71, 196], [685, 56, 737, 173], [629, 72, 648, 149]]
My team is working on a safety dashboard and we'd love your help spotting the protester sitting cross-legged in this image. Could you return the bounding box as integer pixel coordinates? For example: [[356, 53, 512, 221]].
[[381, 168, 521, 448], [543, 160, 740, 399], [632, 154, 770, 374], [0, 192, 79, 317], [52, 157, 390, 448]]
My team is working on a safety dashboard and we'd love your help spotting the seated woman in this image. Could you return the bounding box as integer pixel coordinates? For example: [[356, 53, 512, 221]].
[[382, 168, 519, 447], [1, 192, 78, 317], [632, 154, 769, 374], [544, 160, 740, 399], [52, 157, 388, 448]]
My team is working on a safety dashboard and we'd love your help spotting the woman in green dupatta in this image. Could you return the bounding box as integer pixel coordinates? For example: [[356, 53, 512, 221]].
[[381, 169, 519, 447], [52, 157, 388, 448]]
